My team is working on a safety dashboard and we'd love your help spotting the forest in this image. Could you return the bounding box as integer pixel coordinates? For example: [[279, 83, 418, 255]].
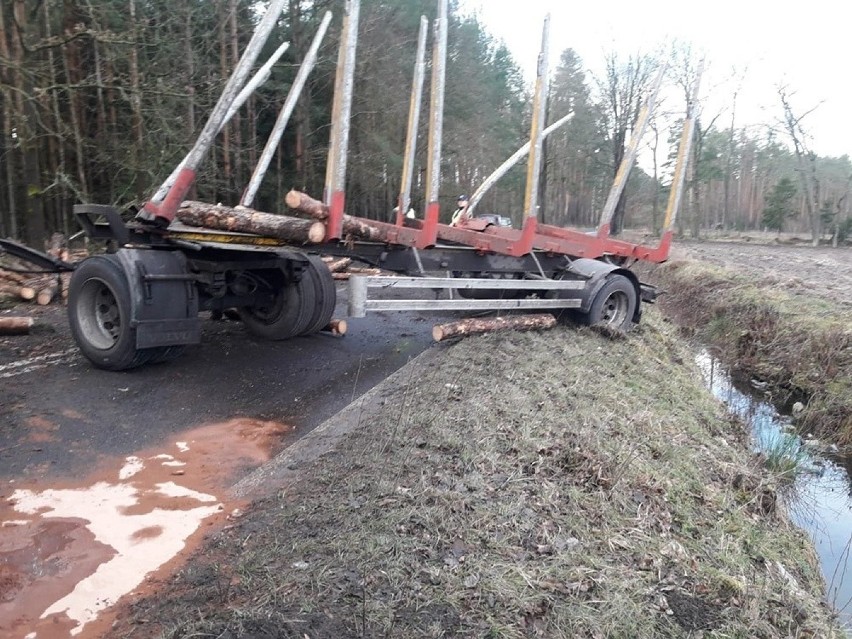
[[0, 0, 849, 248]]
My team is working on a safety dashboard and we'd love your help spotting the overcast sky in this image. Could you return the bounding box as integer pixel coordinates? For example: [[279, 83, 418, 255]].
[[459, 0, 851, 158]]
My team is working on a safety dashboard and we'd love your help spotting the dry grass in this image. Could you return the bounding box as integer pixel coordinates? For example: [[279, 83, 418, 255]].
[[652, 260, 852, 445], [113, 311, 842, 638]]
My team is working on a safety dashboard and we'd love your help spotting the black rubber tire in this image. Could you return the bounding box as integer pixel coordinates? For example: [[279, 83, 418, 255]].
[[68, 255, 154, 370], [238, 268, 316, 340], [300, 254, 337, 335], [583, 274, 637, 331]]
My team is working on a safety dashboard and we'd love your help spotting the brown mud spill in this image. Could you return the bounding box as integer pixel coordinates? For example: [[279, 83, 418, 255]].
[[0, 417, 290, 639]]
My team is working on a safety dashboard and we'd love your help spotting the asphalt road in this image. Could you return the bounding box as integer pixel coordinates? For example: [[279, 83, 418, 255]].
[[0, 289, 440, 485]]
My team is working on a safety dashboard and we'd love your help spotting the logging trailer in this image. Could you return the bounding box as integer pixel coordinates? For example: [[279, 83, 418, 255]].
[[0, 0, 699, 371]]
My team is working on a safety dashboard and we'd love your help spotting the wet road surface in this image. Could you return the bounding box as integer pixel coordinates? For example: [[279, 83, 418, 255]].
[[0, 290, 443, 637]]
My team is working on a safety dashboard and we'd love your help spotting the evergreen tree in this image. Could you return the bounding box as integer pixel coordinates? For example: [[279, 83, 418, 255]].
[[762, 177, 797, 232]]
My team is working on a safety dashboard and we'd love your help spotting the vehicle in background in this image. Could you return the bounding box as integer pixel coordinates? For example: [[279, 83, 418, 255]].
[[475, 213, 513, 228]]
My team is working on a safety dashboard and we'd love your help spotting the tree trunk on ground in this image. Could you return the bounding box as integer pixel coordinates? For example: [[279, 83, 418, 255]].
[[0, 317, 34, 335], [37, 282, 58, 305], [177, 201, 326, 244], [322, 319, 347, 335], [432, 313, 556, 342]]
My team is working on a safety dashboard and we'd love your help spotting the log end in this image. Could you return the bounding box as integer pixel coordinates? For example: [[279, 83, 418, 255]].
[[285, 189, 302, 209], [307, 222, 327, 244], [432, 325, 444, 342]]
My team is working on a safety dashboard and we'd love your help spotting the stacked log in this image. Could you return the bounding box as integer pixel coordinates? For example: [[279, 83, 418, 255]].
[[177, 200, 326, 244], [322, 319, 347, 336], [284, 189, 384, 241]]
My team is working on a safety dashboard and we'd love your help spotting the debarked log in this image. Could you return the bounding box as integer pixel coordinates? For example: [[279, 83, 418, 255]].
[[285, 189, 383, 241], [432, 313, 556, 342], [0, 316, 34, 335], [178, 200, 326, 244]]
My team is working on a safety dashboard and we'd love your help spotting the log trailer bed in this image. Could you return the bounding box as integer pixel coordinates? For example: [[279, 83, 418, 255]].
[[0, 0, 699, 371]]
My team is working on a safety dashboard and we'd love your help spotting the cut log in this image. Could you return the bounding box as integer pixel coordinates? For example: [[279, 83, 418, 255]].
[[19, 286, 37, 301], [322, 319, 347, 336], [432, 313, 556, 342], [284, 189, 383, 240], [327, 257, 351, 273], [37, 283, 58, 306], [332, 272, 350, 281], [285, 189, 328, 219], [348, 267, 382, 275], [0, 270, 27, 285], [0, 316, 34, 335], [178, 200, 326, 244], [0, 283, 20, 297], [47, 232, 67, 257]]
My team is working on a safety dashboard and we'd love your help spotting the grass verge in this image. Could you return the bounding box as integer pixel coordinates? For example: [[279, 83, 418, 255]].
[[649, 260, 852, 445], [112, 310, 842, 638]]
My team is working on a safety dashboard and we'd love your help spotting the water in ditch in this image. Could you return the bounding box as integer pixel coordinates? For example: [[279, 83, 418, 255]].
[[696, 351, 852, 633]]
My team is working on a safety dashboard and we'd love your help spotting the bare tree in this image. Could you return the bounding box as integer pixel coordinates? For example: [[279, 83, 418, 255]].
[[777, 85, 822, 246]]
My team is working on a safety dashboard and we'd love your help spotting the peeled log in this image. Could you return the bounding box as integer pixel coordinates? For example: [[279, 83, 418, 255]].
[[284, 189, 383, 241], [0, 316, 34, 335], [432, 313, 556, 342], [178, 200, 326, 244]]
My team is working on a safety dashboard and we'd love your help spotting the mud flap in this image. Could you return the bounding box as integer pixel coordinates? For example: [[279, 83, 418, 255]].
[[113, 249, 201, 348]]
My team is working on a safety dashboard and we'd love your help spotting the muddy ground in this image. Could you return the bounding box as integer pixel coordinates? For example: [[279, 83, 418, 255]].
[[669, 240, 852, 307], [2, 241, 850, 638]]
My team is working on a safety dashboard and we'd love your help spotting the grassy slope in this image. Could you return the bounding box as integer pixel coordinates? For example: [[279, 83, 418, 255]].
[[651, 260, 852, 444], [113, 310, 842, 638]]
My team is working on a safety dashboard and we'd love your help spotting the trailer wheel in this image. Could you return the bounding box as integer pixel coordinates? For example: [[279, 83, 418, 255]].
[[584, 274, 637, 331], [239, 272, 316, 340], [68, 255, 153, 370], [300, 255, 337, 335]]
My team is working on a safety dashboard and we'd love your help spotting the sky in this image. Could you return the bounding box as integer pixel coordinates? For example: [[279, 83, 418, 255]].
[[459, 0, 852, 159]]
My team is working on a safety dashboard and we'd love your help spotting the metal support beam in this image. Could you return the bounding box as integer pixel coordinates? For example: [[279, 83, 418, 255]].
[[241, 11, 333, 208], [418, 0, 448, 248], [596, 64, 666, 237], [324, 0, 360, 239], [138, 0, 289, 226], [396, 16, 429, 225]]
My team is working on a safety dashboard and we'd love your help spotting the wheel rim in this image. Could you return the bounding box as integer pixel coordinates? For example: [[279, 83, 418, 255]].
[[77, 278, 123, 350], [599, 289, 630, 326]]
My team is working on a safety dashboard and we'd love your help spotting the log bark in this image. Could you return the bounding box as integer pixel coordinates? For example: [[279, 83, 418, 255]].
[[177, 200, 326, 244], [0, 283, 20, 297], [322, 319, 347, 336], [0, 316, 33, 334], [284, 189, 383, 240], [332, 272, 350, 280], [432, 313, 556, 342], [327, 257, 351, 273], [0, 270, 27, 285]]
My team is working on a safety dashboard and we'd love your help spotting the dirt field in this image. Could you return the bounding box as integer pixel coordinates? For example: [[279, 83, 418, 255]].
[[669, 241, 852, 307]]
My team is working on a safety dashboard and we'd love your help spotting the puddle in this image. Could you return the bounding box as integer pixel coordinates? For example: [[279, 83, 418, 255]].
[[696, 351, 852, 633], [0, 418, 290, 638]]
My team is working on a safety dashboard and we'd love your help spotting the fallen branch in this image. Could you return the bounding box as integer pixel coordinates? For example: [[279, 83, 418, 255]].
[[0, 316, 34, 335], [432, 313, 556, 342], [178, 200, 326, 244]]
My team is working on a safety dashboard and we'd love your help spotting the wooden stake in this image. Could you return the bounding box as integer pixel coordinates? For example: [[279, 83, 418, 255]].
[[0, 316, 34, 335], [432, 313, 556, 342]]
